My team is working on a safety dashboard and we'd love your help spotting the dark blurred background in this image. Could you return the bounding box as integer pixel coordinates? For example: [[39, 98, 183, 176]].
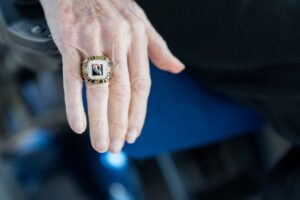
[[0, 0, 299, 200]]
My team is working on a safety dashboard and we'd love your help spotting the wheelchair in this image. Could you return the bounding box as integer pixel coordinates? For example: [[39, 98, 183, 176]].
[[0, 1, 270, 200]]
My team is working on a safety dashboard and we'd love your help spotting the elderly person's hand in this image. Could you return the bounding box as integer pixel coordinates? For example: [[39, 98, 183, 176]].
[[39, 0, 185, 153]]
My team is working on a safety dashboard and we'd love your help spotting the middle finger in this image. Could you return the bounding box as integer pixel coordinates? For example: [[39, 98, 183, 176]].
[[106, 20, 132, 153]]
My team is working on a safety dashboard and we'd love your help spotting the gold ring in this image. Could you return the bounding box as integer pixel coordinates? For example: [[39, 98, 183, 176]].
[[81, 56, 112, 84]]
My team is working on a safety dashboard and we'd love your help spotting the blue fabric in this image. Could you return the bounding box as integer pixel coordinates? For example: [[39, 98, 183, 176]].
[[123, 65, 265, 159], [83, 65, 265, 159]]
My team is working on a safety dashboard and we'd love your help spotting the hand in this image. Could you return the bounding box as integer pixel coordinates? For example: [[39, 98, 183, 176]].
[[39, 0, 185, 153]]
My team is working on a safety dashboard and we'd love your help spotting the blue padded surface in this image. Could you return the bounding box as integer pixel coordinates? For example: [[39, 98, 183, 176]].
[[123, 66, 264, 159]]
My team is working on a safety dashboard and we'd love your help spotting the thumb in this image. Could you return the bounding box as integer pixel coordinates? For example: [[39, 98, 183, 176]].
[[147, 23, 185, 74]]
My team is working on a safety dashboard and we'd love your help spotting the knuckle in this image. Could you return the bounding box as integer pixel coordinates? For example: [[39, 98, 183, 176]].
[[87, 84, 109, 98], [112, 61, 127, 72], [156, 57, 169, 68], [132, 78, 151, 96], [108, 20, 131, 47], [116, 19, 130, 33], [64, 71, 82, 82], [110, 121, 127, 131], [84, 17, 98, 26], [130, 111, 145, 124], [60, 6, 75, 24], [131, 2, 146, 16], [110, 84, 131, 100], [63, 74, 82, 91], [109, 121, 127, 138], [131, 19, 145, 34], [91, 119, 108, 131]]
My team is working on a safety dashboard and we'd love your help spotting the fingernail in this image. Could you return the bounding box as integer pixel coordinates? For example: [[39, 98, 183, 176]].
[[94, 139, 108, 153], [72, 122, 84, 134], [71, 116, 86, 134], [127, 129, 138, 144], [180, 63, 186, 70], [177, 61, 185, 71], [109, 140, 124, 154], [170, 59, 185, 73]]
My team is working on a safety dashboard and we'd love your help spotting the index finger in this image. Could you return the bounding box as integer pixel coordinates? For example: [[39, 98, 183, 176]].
[[62, 51, 87, 134]]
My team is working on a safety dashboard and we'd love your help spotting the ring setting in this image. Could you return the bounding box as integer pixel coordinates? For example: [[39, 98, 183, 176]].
[[81, 56, 112, 84]]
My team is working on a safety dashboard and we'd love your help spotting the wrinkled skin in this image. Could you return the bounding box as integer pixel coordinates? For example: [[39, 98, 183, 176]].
[[39, 0, 185, 153]]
